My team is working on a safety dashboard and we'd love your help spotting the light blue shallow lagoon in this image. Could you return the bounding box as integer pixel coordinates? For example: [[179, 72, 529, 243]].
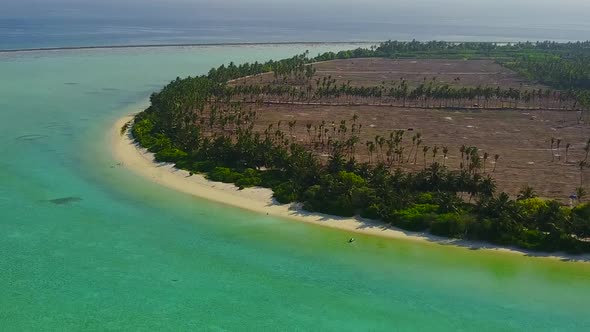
[[1, 44, 589, 331]]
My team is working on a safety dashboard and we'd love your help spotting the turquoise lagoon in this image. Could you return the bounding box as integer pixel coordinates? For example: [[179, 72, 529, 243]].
[[1, 45, 589, 331]]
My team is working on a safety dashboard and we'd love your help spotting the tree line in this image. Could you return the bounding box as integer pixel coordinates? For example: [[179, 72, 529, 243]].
[[203, 40, 590, 109], [226, 78, 580, 111]]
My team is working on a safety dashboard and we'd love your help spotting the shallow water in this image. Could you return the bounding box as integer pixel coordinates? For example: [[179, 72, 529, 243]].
[[1, 45, 589, 331]]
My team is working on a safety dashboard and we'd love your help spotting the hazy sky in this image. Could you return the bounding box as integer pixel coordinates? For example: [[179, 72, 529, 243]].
[[3, 0, 590, 24]]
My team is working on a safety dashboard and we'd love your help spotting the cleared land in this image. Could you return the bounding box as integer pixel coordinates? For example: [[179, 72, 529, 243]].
[[236, 58, 543, 88], [232, 59, 590, 201]]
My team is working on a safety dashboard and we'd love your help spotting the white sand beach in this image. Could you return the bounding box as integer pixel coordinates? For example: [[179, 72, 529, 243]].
[[111, 114, 590, 262]]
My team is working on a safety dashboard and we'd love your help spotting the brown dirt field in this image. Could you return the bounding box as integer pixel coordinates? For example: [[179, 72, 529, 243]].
[[234, 58, 544, 89], [246, 103, 589, 201], [229, 58, 587, 201]]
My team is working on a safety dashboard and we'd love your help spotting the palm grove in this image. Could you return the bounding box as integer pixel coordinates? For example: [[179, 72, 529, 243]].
[[130, 41, 590, 253]]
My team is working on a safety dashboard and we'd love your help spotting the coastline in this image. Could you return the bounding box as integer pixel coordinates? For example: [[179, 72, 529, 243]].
[[111, 114, 590, 263]]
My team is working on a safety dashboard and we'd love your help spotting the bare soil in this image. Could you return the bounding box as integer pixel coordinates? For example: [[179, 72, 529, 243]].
[[234, 59, 589, 201], [236, 58, 543, 89]]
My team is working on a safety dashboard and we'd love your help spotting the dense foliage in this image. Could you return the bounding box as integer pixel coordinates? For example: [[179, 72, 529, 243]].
[[131, 40, 590, 254]]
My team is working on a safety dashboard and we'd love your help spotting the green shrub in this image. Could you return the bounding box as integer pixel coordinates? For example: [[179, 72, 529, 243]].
[[273, 182, 299, 204], [192, 161, 216, 173], [468, 218, 494, 241], [351, 187, 376, 209], [572, 203, 590, 237], [154, 148, 187, 163], [360, 203, 381, 220], [301, 185, 322, 211], [516, 228, 546, 250], [132, 118, 156, 148], [416, 192, 434, 204], [242, 168, 258, 178], [318, 197, 356, 217], [235, 176, 262, 188], [555, 234, 590, 254], [394, 204, 438, 216], [174, 159, 191, 170], [207, 167, 243, 183], [390, 204, 439, 231], [259, 170, 288, 188], [302, 183, 320, 197], [148, 134, 173, 153], [393, 213, 436, 232], [517, 198, 548, 217], [434, 192, 464, 213], [573, 203, 590, 219], [430, 212, 472, 238]]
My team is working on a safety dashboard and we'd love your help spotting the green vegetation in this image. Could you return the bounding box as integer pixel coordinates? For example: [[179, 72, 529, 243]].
[[130, 40, 590, 254], [120, 121, 131, 136]]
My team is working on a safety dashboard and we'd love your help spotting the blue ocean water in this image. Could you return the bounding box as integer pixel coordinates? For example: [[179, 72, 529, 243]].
[[2, 15, 590, 50]]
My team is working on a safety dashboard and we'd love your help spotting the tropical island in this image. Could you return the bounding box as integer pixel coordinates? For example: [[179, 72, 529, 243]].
[[124, 41, 590, 254]]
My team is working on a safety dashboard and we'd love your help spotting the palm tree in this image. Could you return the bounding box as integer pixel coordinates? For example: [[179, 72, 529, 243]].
[[305, 123, 312, 145], [432, 145, 439, 163], [407, 134, 417, 163], [442, 146, 449, 166], [550, 137, 555, 161], [414, 136, 422, 164], [459, 145, 466, 169], [366, 141, 375, 164], [288, 121, 296, 140], [565, 143, 571, 163], [483, 152, 489, 173], [470, 154, 482, 174], [517, 185, 537, 200], [478, 176, 497, 200], [579, 161, 586, 186], [422, 146, 430, 168], [377, 136, 385, 162], [576, 186, 586, 203], [493, 154, 500, 172]]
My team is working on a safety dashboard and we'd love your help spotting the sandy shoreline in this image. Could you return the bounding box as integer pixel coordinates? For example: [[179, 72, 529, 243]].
[[111, 114, 590, 262]]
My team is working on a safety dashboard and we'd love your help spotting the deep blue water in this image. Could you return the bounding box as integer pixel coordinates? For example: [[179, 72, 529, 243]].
[[2, 16, 590, 50]]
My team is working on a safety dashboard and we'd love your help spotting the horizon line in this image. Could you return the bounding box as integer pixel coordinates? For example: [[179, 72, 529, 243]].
[[3, 39, 587, 54]]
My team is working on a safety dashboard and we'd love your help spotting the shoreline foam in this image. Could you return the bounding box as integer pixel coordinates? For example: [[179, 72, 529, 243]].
[[111, 114, 590, 263]]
